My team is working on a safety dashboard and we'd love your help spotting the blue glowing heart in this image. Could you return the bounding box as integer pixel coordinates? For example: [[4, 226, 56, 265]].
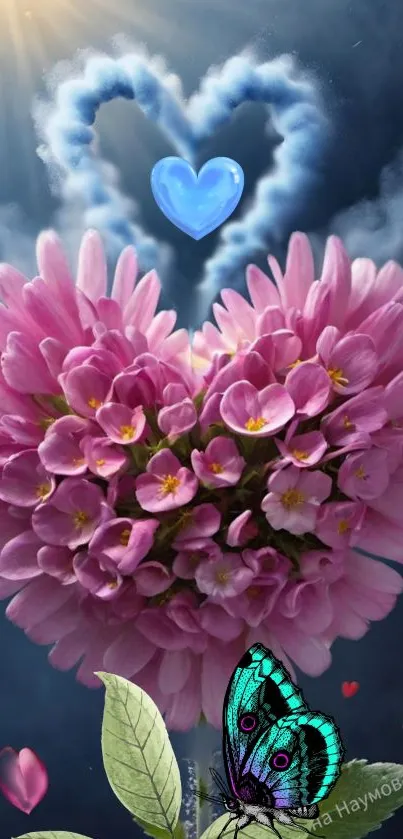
[[150, 157, 244, 240]]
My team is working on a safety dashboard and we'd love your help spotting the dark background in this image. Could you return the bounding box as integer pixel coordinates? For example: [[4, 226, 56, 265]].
[[1, 0, 403, 836]]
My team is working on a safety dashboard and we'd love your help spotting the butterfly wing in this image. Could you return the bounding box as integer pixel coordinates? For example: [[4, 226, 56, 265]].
[[222, 643, 344, 808], [222, 643, 306, 797], [242, 709, 344, 808]]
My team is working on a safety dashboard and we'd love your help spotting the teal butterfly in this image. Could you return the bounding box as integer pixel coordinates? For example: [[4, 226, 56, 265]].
[[208, 643, 344, 839]]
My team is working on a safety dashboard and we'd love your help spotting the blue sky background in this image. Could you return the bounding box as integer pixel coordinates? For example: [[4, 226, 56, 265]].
[[1, 0, 403, 836]]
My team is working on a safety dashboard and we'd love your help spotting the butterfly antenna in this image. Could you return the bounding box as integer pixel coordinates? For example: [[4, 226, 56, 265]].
[[210, 767, 231, 797]]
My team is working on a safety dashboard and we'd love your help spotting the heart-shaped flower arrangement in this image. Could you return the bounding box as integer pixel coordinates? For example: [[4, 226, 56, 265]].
[[0, 228, 402, 730]]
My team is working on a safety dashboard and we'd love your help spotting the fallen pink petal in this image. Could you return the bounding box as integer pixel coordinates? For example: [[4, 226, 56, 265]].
[[0, 746, 49, 814]]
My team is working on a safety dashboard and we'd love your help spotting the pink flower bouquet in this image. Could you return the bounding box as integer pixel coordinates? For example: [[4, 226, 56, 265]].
[[0, 228, 402, 730]]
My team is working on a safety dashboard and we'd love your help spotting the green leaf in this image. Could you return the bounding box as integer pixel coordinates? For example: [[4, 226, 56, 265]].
[[199, 814, 303, 839], [14, 834, 93, 839], [135, 818, 187, 839], [200, 760, 403, 839], [314, 759, 403, 837], [97, 672, 182, 837]]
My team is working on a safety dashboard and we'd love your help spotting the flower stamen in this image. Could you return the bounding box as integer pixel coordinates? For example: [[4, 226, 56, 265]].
[[159, 474, 181, 496], [35, 483, 51, 499], [245, 416, 267, 432], [120, 528, 131, 546], [343, 415, 354, 429], [216, 569, 230, 584], [327, 368, 349, 387], [120, 424, 135, 441], [73, 510, 89, 528], [209, 461, 223, 473], [291, 449, 309, 461], [281, 489, 305, 509], [88, 397, 103, 409], [338, 519, 350, 534]]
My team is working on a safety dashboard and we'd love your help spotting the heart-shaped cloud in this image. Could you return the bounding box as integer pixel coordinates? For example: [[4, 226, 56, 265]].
[[0, 746, 49, 814], [35, 48, 329, 323]]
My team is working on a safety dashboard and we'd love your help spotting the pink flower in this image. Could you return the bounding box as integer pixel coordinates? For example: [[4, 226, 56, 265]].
[[337, 448, 390, 500], [321, 387, 387, 446], [157, 384, 197, 439], [223, 548, 290, 625], [226, 510, 258, 546], [262, 466, 332, 534], [135, 449, 198, 512], [173, 539, 222, 579], [73, 551, 124, 600], [81, 436, 129, 478], [96, 402, 147, 444], [37, 545, 76, 584], [61, 364, 113, 418], [275, 429, 328, 468], [38, 416, 93, 476], [220, 380, 295, 436], [317, 326, 378, 394], [32, 478, 112, 549], [0, 450, 55, 506], [88, 518, 159, 574], [195, 553, 254, 599], [0, 227, 402, 731], [134, 561, 174, 596], [315, 501, 366, 548], [172, 504, 221, 543], [191, 437, 245, 487], [285, 362, 331, 417]]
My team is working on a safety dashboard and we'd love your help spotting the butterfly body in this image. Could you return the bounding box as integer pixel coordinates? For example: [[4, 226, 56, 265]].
[[214, 643, 344, 839]]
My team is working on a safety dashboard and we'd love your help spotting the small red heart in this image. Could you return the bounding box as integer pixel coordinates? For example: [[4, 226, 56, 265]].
[[0, 747, 49, 814], [342, 681, 360, 698]]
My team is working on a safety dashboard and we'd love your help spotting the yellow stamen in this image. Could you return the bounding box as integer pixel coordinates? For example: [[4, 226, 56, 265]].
[[73, 510, 89, 528], [72, 457, 85, 466], [327, 367, 349, 387], [288, 359, 302, 369], [291, 449, 309, 461], [107, 580, 119, 589], [96, 458, 106, 467], [343, 415, 354, 429], [159, 474, 181, 496], [35, 482, 51, 500], [38, 417, 55, 430], [245, 416, 267, 432], [120, 424, 135, 441], [209, 462, 223, 473], [120, 528, 131, 546], [281, 488, 305, 509], [88, 397, 103, 409], [338, 519, 350, 534], [354, 465, 366, 479], [216, 570, 230, 584]]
